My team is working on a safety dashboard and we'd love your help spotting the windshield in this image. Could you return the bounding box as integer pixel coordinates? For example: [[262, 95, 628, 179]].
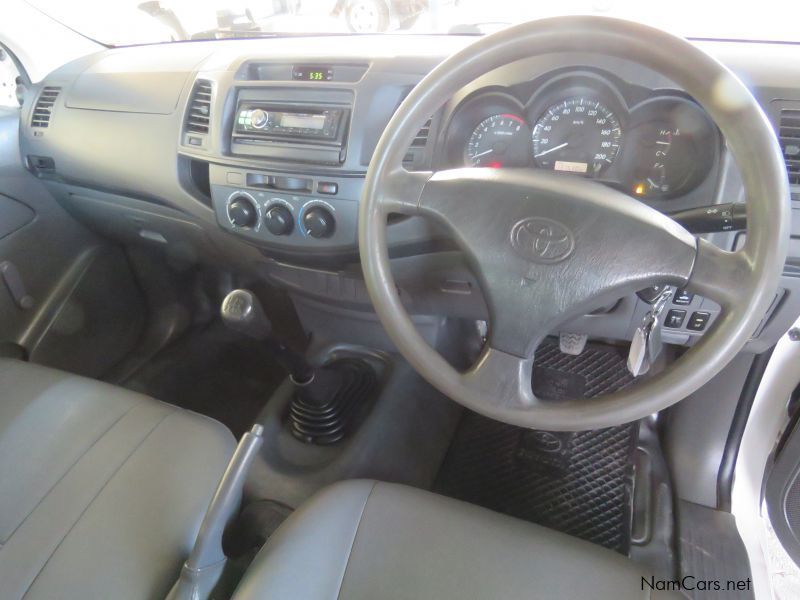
[[23, 0, 800, 46]]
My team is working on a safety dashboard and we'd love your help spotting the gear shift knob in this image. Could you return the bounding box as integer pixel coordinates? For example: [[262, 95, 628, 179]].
[[220, 288, 315, 384], [221, 289, 272, 340]]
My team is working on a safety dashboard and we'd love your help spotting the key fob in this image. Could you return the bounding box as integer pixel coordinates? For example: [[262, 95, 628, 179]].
[[628, 324, 651, 377], [647, 319, 663, 364]]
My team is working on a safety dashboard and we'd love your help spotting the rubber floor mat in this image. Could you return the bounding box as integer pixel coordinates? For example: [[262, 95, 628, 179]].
[[434, 339, 638, 553], [123, 321, 287, 438]]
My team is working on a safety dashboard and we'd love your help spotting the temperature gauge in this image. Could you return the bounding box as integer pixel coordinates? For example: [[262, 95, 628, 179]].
[[626, 98, 716, 200], [630, 121, 697, 198]]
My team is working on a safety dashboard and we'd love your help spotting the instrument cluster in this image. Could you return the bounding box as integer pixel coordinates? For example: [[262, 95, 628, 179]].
[[441, 71, 719, 200]]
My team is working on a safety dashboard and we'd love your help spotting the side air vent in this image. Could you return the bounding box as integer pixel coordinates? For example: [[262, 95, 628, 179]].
[[403, 117, 435, 170], [410, 117, 432, 147], [31, 86, 61, 128], [779, 108, 800, 185], [185, 79, 212, 134]]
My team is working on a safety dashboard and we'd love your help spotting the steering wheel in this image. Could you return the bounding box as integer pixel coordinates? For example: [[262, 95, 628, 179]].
[[359, 16, 789, 431]]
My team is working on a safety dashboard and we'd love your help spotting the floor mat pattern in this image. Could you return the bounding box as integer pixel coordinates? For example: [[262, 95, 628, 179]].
[[434, 339, 638, 553]]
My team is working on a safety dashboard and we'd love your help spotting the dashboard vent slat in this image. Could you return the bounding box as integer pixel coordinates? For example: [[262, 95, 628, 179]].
[[410, 118, 432, 147], [780, 108, 800, 185], [185, 79, 212, 135], [30, 86, 61, 128], [403, 117, 435, 171]]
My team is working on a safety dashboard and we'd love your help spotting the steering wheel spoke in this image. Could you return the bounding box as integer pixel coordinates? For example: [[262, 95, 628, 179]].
[[462, 347, 538, 410], [417, 168, 698, 357], [684, 238, 753, 310], [376, 168, 432, 215]]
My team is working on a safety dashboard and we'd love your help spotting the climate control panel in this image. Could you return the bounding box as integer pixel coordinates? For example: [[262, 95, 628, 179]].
[[210, 165, 359, 251]]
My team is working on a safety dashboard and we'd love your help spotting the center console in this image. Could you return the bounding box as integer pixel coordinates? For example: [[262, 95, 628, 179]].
[[210, 164, 362, 250], [210, 83, 364, 251]]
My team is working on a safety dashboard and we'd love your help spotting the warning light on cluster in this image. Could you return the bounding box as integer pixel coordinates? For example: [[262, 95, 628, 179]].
[[633, 183, 646, 196]]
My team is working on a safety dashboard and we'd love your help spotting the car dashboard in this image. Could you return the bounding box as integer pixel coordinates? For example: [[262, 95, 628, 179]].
[[18, 34, 800, 351]]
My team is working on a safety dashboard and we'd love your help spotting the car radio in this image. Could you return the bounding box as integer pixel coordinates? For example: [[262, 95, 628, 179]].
[[234, 103, 347, 142], [231, 100, 350, 164]]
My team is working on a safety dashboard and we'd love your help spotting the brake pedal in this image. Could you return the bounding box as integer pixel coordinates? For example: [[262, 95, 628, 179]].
[[559, 332, 587, 356]]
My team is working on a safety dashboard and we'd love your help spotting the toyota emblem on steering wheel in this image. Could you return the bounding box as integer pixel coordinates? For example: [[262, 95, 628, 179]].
[[510, 217, 575, 263]]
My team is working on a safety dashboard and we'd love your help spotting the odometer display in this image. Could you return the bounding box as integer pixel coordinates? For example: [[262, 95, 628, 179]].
[[531, 97, 622, 176]]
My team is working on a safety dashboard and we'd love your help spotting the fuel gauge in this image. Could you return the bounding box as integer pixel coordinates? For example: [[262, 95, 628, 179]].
[[630, 122, 686, 197], [626, 98, 716, 200]]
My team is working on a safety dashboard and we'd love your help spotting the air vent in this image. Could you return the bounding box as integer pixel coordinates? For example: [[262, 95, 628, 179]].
[[403, 117, 434, 170], [30, 87, 61, 128], [780, 108, 800, 185], [410, 117, 432, 147], [185, 79, 212, 134]]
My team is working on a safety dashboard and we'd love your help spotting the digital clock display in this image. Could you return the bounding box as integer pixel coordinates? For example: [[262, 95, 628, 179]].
[[292, 65, 334, 81]]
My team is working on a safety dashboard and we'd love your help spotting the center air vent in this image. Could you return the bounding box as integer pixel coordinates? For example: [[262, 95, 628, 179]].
[[31, 87, 61, 128], [185, 79, 212, 134], [779, 108, 800, 185]]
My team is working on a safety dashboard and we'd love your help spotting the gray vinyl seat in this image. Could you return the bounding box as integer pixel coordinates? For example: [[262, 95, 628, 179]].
[[233, 479, 681, 600], [0, 358, 235, 600]]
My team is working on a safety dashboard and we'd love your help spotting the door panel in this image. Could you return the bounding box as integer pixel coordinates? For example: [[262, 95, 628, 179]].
[[765, 407, 800, 566]]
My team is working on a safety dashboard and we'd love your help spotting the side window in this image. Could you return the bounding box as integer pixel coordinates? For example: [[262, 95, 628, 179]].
[[0, 48, 22, 108]]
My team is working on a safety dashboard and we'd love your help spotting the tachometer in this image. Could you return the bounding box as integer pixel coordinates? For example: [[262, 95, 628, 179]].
[[531, 97, 622, 176], [465, 114, 531, 168]]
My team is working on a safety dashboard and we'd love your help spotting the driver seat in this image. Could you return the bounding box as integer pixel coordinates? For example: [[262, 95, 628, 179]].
[[232, 480, 681, 599]]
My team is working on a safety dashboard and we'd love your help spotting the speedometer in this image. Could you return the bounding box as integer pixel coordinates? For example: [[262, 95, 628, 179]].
[[531, 97, 622, 176]]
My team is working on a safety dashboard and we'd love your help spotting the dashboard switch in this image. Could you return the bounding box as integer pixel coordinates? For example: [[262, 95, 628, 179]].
[[302, 207, 335, 238], [664, 309, 686, 329], [672, 289, 694, 306], [264, 205, 294, 236], [317, 181, 338, 195], [687, 311, 711, 331]]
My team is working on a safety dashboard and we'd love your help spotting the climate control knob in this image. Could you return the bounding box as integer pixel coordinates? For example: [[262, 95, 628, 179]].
[[227, 195, 258, 229], [302, 207, 335, 239], [264, 205, 294, 236]]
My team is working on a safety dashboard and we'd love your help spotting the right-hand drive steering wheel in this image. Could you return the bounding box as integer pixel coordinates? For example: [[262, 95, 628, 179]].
[[358, 16, 790, 431]]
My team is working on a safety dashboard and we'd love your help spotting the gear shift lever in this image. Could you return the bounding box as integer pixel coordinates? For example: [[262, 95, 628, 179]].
[[221, 289, 314, 384], [221, 289, 378, 445]]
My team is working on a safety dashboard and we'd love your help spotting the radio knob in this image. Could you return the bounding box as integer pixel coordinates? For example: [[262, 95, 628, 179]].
[[250, 109, 269, 129], [264, 205, 294, 236], [227, 195, 258, 228], [302, 207, 335, 239]]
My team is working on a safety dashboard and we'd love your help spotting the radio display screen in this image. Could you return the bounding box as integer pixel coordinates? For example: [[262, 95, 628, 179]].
[[279, 113, 327, 130]]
